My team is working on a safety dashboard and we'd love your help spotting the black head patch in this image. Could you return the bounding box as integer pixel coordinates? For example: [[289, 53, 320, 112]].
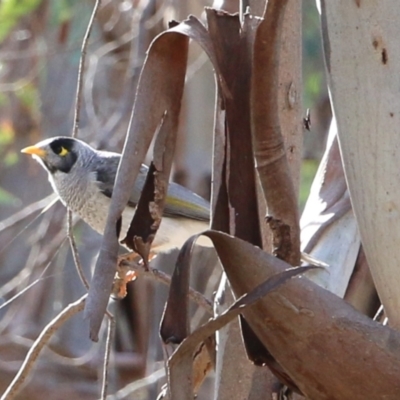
[[49, 137, 76, 156], [47, 137, 78, 173]]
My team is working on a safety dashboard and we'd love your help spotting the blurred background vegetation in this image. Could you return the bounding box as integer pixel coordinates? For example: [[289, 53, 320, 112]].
[[0, 0, 329, 212], [0, 0, 330, 398]]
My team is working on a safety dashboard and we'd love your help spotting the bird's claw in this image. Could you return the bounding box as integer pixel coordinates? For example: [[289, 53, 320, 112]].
[[111, 252, 158, 299]]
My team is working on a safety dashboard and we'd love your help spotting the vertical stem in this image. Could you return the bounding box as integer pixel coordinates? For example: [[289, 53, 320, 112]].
[[101, 314, 115, 400], [72, 0, 102, 138], [251, 0, 301, 266], [279, 0, 303, 194]]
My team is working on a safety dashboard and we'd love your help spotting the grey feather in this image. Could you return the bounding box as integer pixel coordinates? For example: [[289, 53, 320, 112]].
[[21, 135, 211, 245], [94, 151, 210, 221]]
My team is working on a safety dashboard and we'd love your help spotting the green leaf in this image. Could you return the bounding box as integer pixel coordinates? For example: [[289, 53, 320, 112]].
[[0, 120, 15, 146], [300, 159, 318, 210], [15, 82, 41, 115], [0, 0, 43, 43], [0, 186, 21, 206], [52, 0, 73, 24], [4, 151, 18, 166]]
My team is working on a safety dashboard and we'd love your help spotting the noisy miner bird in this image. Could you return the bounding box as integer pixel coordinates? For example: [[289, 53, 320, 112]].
[[21, 136, 210, 254]]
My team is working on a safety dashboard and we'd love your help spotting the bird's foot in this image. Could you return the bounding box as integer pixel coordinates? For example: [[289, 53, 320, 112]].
[[111, 252, 158, 299], [111, 253, 140, 299]]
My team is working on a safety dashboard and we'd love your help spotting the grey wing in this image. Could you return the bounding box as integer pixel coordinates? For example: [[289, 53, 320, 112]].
[[95, 153, 209, 221], [95, 152, 147, 204], [163, 181, 210, 221], [94, 153, 120, 198]]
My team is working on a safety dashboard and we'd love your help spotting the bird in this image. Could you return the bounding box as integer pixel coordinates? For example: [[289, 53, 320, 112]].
[[21, 136, 210, 255]]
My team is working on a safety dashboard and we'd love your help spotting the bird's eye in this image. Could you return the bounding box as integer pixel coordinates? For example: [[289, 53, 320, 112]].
[[58, 146, 69, 156]]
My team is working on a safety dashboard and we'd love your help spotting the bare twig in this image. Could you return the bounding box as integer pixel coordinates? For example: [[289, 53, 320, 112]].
[[105, 367, 165, 400], [1, 333, 99, 369], [0, 248, 63, 314], [0, 233, 67, 301], [72, 0, 102, 138], [0, 196, 59, 256], [68, 0, 102, 287], [101, 314, 115, 400], [1, 295, 87, 400], [0, 194, 57, 233], [66, 2, 113, 394], [67, 212, 89, 289], [84, 30, 137, 136]]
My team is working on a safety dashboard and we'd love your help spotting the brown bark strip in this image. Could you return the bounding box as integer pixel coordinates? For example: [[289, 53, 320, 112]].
[[210, 231, 400, 400], [121, 112, 171, 261], [2, 295, 87, 400], [207, 7, 263, 246], [167, 258, 311, 398], [85, 28, 189, 342], [251, 0, 301, 266]]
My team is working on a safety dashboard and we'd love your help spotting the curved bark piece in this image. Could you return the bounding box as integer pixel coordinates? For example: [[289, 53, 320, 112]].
[[300, 119, 359, 297], [320, 2, 400, 328], [85, 10, 259, 342], [85, 23, 190, 341], [166, 261, 310, 399], [251, 0, 300, 266], [206, 231, 400, 400]]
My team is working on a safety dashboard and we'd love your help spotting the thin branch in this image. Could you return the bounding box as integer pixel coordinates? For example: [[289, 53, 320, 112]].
[[67, 212, 89, 289], [105, 367, 165, 400], [1, 333, 99, 369], [239, 0, 250, 22], [101, 314, 115, 400], [67, 4, 115, 393], [0, 233, 67, 301], [0, 194, 57, 233], [0, 196, 59, 256], [68, 0, 102, 290], [84, 30, 137, 136], [72, 0, 102, 138], [1, 295, 87, 400], [0, 240, 64, 314]]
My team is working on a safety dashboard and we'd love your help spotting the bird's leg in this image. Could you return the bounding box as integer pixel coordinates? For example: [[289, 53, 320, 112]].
[[112, 252, 140, 299], [112, 251, 158, 299]]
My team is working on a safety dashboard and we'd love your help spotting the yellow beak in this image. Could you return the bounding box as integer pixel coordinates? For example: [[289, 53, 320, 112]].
[[21, 146, 47, 158]]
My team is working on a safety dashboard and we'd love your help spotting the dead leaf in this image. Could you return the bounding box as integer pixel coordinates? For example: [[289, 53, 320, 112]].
[[208, 231, 400, 399], [166, 254, 311, 398], [85, 24, 189, 341], [251, 0, 300, 266]]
